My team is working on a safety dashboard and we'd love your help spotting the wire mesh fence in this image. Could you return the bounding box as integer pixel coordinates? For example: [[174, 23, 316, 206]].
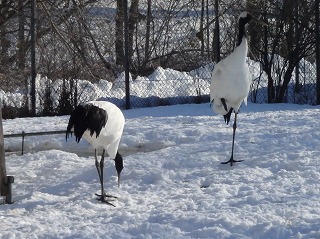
[[1, 57, 316, 118]]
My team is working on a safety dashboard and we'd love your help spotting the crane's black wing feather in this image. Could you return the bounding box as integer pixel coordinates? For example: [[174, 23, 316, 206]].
[[87, 105, 108, 138], [66, 104, 108, 143]]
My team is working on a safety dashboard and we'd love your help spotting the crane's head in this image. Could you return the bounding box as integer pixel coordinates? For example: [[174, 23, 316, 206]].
[[238, 11, 252, 25], [114, 152, 124, 188], [66, 104, 90, 143], [236, 11, 267, 45], [238, 11, 267, 26]]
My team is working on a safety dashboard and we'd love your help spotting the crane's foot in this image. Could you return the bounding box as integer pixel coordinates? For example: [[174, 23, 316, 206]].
[[95, 193, 117, 206], [220, 157, 243, 166], [95, 193, 117, 199]]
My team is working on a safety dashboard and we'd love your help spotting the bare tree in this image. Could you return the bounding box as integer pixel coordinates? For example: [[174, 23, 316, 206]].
[[17, 0, 26, 70], [213, 0, 220, 62], [128, 0, 139, 62], [115, 0, 124, 65], [144, 0, 152, 60], [249, 0, 315, 103]]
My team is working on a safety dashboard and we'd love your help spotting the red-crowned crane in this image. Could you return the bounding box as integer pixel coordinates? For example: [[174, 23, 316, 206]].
[[66, 101, 125, 206], [210, 12, 265, 166]]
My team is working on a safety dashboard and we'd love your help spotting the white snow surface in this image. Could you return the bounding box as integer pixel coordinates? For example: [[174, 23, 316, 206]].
[[1, 102, 320, 239]]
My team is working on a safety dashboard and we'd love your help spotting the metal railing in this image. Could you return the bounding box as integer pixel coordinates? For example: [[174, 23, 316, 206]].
[[4, 130, 68, 155]]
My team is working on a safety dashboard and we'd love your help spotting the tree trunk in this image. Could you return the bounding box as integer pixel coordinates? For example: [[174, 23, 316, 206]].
[[262, 10, 275, 103], [0, 0, 9, 67], [198, 0, 204, 57], [213, 0, 220, 62], [294, 0, 300, 94], [30, 0, 36, 116], [316, 0, 320, 104], [144, 0, 151, 60], [115, 0, 124, 65], [17, 0, 26, 70], [128, 0, 139, 63], [277, 64, 295, 103]]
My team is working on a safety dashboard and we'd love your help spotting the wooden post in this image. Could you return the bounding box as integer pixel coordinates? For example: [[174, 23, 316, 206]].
[[0, 101, 6, 197], [0, 101, 14, 204]]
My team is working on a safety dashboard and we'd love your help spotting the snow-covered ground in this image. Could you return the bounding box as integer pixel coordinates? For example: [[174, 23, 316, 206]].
[[1, 102, 320, 239]]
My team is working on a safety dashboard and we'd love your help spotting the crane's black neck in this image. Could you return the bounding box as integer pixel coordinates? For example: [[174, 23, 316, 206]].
[[237, 15, 252, 46], [237, 25, 246, 46]]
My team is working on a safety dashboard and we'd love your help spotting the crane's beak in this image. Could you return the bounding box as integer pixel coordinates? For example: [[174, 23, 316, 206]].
[[117, 173, 121, 188]]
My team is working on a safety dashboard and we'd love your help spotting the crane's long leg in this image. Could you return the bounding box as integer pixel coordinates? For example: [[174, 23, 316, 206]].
[[95, 149, 102, 183], [221, 112, 244, 166], [95, 149, 116, 206]]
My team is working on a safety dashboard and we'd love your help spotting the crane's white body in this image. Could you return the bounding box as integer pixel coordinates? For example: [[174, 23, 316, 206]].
[[82, 101, 125, 159], [210, 37, 251, 115]]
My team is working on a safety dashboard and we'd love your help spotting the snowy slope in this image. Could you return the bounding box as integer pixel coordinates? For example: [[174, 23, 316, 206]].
[[1, 103, 320, 239]]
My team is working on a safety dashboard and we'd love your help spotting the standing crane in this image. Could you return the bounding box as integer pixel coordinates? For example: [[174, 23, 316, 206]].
[[66, 101, 125, 206], [210, 12, 265, 166]]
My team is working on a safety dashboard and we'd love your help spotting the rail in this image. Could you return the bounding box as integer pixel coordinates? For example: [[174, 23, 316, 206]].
[[4, 130, 69, 155]]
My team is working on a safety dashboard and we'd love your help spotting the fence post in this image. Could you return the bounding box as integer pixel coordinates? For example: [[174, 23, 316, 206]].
[[0, 101, 14, 204]]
